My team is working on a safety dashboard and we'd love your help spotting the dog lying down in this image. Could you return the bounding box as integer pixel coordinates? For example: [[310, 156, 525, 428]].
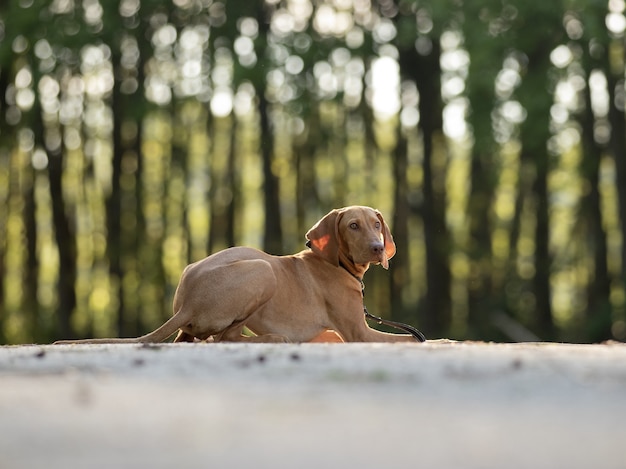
[[56, 206, 423, 344]]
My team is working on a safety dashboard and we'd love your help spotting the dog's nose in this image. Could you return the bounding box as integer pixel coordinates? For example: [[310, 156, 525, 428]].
[[371, 242, 384, 255]]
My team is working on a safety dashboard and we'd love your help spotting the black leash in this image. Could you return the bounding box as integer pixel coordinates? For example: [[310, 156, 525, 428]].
[[363, 306, 426, 342], [355, 275, 426, 342]]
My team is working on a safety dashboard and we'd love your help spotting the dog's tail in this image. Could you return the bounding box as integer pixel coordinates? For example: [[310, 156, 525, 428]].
[[54, 309, 192, 345]]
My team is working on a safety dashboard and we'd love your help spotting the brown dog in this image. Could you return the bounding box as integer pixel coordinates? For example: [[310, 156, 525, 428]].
[[56, 206, 417, 344]]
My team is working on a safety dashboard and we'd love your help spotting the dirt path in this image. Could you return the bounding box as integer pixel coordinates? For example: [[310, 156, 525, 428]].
[[1, 342, 625, 469]]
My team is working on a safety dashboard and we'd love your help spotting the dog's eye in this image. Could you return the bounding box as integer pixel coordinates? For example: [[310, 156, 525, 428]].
[[349, 222, 358, 230], [375, 221, 381, 229]]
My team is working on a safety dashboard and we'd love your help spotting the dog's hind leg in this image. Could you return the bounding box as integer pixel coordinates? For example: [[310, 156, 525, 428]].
[[176, 258, 281, 342]]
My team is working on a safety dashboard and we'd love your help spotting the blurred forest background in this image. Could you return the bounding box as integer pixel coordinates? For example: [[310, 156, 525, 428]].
[[1, 0, 626, 344]]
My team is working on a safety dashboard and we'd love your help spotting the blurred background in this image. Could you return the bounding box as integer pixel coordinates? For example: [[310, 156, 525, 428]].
[[1, 0, 625, 344]]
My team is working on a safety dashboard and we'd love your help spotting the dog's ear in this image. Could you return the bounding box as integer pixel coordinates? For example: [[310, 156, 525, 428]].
[[305, 209, 341, 266], [376, 210, 396, 269]]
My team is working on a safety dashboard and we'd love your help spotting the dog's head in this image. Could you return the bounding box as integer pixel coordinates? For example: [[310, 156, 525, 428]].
[[305, 206, 396, 270]]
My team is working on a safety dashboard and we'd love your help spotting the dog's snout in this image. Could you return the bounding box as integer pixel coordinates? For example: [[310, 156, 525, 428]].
[[371, 242, 384, 255]]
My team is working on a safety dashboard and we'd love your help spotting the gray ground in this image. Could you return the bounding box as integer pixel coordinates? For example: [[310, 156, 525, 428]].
[[1, 341, 625, 469]]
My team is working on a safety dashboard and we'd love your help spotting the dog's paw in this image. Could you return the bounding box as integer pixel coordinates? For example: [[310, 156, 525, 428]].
[[309, 330, 344, 343]]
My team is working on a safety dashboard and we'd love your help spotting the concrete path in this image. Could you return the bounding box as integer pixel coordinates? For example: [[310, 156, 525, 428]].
[[1, 342, 625, 469]]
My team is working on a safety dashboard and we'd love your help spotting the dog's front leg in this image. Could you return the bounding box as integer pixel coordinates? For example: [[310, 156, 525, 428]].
[[332, 305, 418, 343]]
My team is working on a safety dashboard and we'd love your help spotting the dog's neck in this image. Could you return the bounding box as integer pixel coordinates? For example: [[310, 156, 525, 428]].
[[304, 240, 369, 281], [338, 251, 369, 282]]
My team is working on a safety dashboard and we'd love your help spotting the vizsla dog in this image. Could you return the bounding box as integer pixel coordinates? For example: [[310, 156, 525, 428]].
[[56, 206, 418, 344]]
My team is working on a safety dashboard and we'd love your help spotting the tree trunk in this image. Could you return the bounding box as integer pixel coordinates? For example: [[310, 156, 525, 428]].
[[532, 158, 553, 337], [23, 166, 39, 340], [208, 115, 235, 252], [294, 103, 320, 234], [46, 137, 77, 339], [607, 53, 626, 301], [411, 41, 452, 336], [0, 67, 11, 341], [254, 4, 282, 255], [258, 93, 283, 254], [30, 83, 77, 340], [517, 45, 555, 339], [466, 151, 494, 337], [390, 126, 410, 321], [463, 36, 500, 338], [109, 48, 126, 336], [222, 118, 236, 247], [576, 52, 612, 341]]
